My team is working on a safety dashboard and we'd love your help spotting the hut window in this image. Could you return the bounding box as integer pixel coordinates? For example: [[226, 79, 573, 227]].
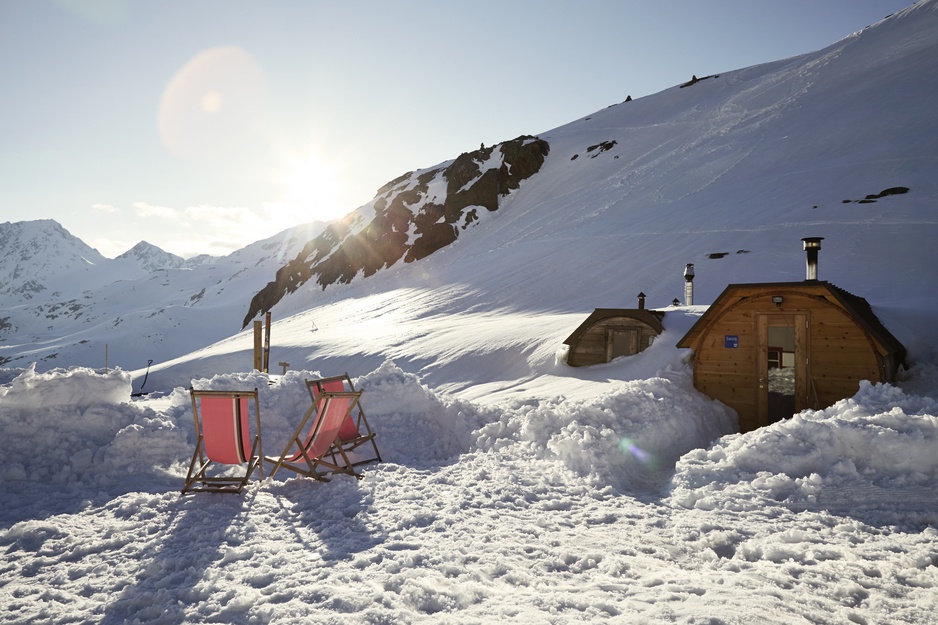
[[768, 348, 782, 369]]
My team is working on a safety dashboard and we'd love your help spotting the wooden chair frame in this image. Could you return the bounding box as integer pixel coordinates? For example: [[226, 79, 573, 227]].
[[182, 388, 263, 494], [306, 373, 382, 467], [265, 390, 363, 481]]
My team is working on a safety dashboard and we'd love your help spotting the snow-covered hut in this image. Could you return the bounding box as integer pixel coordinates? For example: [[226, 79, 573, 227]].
[[676, 239, 906, 433], [563, 293, 665, 367]]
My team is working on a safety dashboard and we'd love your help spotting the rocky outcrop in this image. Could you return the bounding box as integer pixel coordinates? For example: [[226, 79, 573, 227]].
[[243, 135, 550, 327]]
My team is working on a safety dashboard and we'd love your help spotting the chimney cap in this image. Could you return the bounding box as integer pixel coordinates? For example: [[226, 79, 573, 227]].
[[684, 263, 695, 278], [802, 237, 824, 249]]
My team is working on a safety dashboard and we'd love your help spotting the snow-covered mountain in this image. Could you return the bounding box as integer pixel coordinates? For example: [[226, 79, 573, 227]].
[[114, 240, 190, 273], [0, 219, 115, 301], [113, 241, 223, 273], [241, 0, 936, 333], [242, 135, 550, 326], [215, 0, 936, 398], [0, 220, 324, 369], [2, 0, 937, 392]]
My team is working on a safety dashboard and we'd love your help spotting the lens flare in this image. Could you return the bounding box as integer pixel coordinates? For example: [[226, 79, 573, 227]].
[[157, 46, 269, 162], [619, 437, 651, 464]]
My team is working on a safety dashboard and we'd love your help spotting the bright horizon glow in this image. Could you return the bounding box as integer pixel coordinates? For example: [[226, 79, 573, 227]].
[[0, 0, 916, 259], [276, 148, 346, 225]]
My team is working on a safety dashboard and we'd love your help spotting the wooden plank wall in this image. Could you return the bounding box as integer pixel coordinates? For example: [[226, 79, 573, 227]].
[[806, 306, 881, 408], [694, 308, 759, 431], [692, 289, 884, 433], [568, 317, 659, 367]]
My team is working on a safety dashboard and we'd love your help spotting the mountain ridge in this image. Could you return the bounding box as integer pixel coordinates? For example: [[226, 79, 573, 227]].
[[0, 219, 322, 369], [242, 135, 550, 327]]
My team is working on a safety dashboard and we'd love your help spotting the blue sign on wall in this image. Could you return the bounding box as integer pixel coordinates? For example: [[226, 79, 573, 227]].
[[724, 335, 739, 348]]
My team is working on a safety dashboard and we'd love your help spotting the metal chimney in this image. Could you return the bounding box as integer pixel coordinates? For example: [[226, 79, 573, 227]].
[[637, 292, 646, 310], [802, 237, 824, 281], [683, 263, 695, 305]]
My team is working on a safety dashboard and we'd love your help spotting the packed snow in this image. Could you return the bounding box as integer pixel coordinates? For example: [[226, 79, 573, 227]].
[[2, 343, 937, 623], [4, 2, 938, 623]]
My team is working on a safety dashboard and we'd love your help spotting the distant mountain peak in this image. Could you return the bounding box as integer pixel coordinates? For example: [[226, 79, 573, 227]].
[[116, 240, 186, 272], [0, 219, 108, 299]]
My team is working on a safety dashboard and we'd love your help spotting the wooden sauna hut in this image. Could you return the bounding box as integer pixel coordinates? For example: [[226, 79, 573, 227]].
[[564, 293, 665, 367], [676, 238, 906, 433]]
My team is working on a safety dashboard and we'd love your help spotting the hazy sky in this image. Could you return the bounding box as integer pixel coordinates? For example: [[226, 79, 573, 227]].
[[0, 0, 914, 258]]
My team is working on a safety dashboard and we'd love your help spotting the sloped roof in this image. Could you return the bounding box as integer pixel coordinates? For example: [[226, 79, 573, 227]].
[[676, 281, 906, 360], [563, 308, 666, 346]]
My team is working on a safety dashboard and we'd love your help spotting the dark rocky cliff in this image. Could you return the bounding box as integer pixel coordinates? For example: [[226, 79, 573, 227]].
[[243, 135, 549, 327]]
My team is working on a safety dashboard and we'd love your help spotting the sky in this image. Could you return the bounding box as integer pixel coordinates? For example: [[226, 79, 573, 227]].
[[0, 0, 915, 259]]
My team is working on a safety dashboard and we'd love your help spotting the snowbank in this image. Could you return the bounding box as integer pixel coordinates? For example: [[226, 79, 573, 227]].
[[0, 366, 187, 487], [0, 363, 130, 409], [3, 361, 938, 625], [475, 366, 737, 491], [7, 358, 936, 515], [0, 357, 742, 498], [670, 381, 938, 513]]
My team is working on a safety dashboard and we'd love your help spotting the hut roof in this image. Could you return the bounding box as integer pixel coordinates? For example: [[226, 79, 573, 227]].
[[676, 281, 906, 360], [563, 308, 665, 346]]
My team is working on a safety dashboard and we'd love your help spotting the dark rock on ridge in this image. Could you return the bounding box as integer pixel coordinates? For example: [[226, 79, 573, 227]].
[[242, 135, 550, 327]]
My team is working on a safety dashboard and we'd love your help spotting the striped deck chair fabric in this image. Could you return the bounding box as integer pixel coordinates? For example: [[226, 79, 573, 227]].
[[265, 390, 363, 480], [307, 373, 381, 467], [182, 388, 263, 494]]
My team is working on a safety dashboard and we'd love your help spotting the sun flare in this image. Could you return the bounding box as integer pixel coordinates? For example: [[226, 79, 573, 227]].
[[277, 149, 347, 223]]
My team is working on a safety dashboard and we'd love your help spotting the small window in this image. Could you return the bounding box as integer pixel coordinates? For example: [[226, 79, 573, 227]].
[[768, 347, 782, 369]]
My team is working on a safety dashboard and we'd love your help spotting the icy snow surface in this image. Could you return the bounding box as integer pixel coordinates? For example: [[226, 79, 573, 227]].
[[1, 358, 937, 624]]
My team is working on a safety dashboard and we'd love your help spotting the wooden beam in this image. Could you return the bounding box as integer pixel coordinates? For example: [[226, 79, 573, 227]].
[[263, 312, 272, 373], [253, 320, 263, 371]]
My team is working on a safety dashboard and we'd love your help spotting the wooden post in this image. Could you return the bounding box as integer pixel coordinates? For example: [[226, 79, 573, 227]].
[[263, 312, 272, 373], [253, 320, 263, 371]]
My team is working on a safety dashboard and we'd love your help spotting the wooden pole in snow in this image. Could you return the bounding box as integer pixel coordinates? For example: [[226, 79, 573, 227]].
[[253, 321, 263, 371], [263, 312, 271, 373]]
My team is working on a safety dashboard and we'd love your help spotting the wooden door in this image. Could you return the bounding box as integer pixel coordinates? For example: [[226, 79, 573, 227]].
[[606, 328, 639, 362], [757, 313, 808, 428]]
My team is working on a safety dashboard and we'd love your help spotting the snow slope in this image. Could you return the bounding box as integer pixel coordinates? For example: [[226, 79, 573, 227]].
[[141, 0, 938, 395], [2, 2, 938, 624]]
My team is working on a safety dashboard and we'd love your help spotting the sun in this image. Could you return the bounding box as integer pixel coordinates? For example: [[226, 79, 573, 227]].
[[277, 149, 348, 224]]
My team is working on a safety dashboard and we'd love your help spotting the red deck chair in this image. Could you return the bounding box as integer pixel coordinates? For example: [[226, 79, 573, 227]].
[[265, 390, 364, 480], [183, 388, 263, 494], [307, 373, 382, 467]]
